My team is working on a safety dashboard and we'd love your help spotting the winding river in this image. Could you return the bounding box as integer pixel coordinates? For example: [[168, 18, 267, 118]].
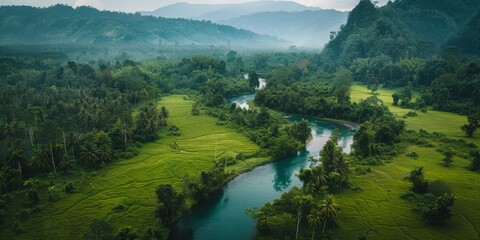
[[170, 80, 354, 240]]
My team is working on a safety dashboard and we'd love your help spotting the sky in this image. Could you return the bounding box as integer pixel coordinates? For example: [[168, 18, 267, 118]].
[[0, 0, 389, 12]]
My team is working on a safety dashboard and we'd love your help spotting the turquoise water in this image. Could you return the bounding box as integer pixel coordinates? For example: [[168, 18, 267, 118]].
[[170, 116, 354, 240]]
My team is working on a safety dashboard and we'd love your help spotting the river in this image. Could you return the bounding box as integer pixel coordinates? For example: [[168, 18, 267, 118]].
[[170, 82, 354, 240]]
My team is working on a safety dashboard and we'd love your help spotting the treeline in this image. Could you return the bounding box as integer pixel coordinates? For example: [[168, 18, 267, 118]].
[[255, 66, 392, 123], [347, 54, 480, 115]]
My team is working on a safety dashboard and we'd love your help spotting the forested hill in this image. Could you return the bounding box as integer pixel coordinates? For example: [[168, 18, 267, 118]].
[[321, 0, 480, 64], [0, 5, 281, 47], [448, 9, 480, 55]]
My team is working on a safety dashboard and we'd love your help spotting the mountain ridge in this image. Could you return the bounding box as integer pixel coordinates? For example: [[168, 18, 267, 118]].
[[0, 5, 284, 48], [219, 10, 348, 48], [140, 1, 323, 21]]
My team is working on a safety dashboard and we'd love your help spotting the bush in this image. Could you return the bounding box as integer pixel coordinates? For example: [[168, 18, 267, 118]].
[[13, 220, 25, 234], [416, 193, 455, 225], [428, 181, 452, 196], [19, 208, 33, 219], [48, 186, 61, 202], [404, 111, 418, 117], [114, 226, 140, 240], [400, 191, 417, 201], [64, 182, 75, 193], [470, 150, 480, 171], [354, 167, 371, 175], [406, 152, 419, 159], [406, 167, 429, 194], [112, 204, 125, 211]]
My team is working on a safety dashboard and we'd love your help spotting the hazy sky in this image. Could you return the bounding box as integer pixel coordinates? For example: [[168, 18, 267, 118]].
[[0, 0, 389, 12]]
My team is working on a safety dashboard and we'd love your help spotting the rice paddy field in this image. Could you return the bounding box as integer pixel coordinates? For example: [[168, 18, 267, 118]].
[[0, 95, 267, 239], [333, 85, 480, 239]]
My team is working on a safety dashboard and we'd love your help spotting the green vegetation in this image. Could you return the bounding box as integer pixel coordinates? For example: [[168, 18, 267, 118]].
[[2, 0, 480, 239], [0, 95, 268, 239], [350, 84, 480, 145]]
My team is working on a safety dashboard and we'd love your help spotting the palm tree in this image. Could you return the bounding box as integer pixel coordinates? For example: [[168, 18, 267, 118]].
[[160, 106, 169, 118], [319, 195, 339, 233], [79, 143, 99, 166], [294, 194, 313, 239], [311, 166, 329, 191], [119, 119, 132, 150], [31, 145, 52, 172], [136, 110, 149, 135], [307, 208, 323, 240], [5, 144, 26, 178]]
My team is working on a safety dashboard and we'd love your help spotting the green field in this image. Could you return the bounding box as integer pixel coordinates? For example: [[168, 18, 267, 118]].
[[334, 146, 480, 240], [1, 95, 267, 239], [333, 85, 480, 239], [350, 85, 480, 145]]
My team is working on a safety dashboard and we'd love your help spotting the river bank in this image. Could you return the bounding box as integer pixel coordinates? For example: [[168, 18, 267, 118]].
[[171, 102, 355, 239]]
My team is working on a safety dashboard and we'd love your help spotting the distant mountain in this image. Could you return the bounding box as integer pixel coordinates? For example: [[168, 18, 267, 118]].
[[140, 1, 320, 22], [0, 5, 282, 48], [219, 10, 348, 48], [321, 0, 480, 64], [448, 9, 480, 55]]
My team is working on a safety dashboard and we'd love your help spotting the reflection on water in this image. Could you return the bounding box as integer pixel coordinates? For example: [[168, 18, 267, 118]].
[[170, 115, 355, 240]]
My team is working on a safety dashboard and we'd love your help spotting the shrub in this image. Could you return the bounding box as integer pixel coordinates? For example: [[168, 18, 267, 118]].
[[19, 208, 33, 219], [112, 204, 125, 211], [404, 111, 418, 117], [416, 193, 455, 225], [48, 186, 61, 202], [13, 220, 25, 234], [400, 191, 417, 201], [406, 152, 419, 159], [354, 167, 371, 175], [64, 182, 75, 193], [405, 167, 429, 194], [428, 181, 452, 196]]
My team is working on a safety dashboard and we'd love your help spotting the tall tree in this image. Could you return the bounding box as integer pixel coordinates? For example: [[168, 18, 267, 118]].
[[307, 208, 323, 240], [319, 195, 339, 233]]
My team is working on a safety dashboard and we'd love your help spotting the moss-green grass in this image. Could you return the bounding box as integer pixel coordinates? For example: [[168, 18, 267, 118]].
[[333, 146, 480, 240], [350, 85, 480, 145], [330, 85, 480, 239], [1, 95, 268, 239]]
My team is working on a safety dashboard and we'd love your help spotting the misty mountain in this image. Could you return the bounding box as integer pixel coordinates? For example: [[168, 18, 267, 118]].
[[140, 1, 320, 22], [321, 0, 480, 64], [219, 10, 348, 48], [448, 9, 480, 55], [0, 5, 282, 47]]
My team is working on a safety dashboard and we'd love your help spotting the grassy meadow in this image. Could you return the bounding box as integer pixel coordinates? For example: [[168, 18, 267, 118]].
[[350, 85, 480, 145], [1, 95, 268, 239], [332, 85, 480, 239], [334, 146, 480, 240]]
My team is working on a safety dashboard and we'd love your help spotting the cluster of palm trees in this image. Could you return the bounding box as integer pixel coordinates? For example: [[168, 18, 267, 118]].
[[298, 139, 349, 194], [0, 58, 164, 195], [307, 195, 339, 239]]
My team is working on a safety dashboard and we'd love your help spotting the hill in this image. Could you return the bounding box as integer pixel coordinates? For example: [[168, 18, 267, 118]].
[[140, 1, 319, 22], [448, 9, 480, 55], [0, 5, 281, 48], [219, 10, 348, 48], [321, 0, 480, 64]]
